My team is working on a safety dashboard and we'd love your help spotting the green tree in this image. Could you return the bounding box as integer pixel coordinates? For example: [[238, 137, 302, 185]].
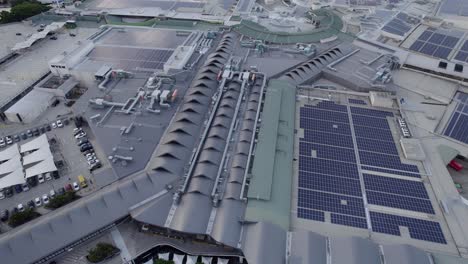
[[154, 259, 174, 264], [8, 209, 41, 227], [87, 243, 119, 263], [0, 1, 50, 23], [45, 191, 79, 209]]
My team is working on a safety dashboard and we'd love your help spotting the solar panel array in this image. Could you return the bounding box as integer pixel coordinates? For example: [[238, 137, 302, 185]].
[[381, 12, 413, 37], [409, 28, 461, 59], [454, 40, 468, 62], [297, 100, 446, 244], [88, 46, 174, 71], [348, 98, 367, 105], [439, 0, 468, 17], [444, 92, 468, 144]]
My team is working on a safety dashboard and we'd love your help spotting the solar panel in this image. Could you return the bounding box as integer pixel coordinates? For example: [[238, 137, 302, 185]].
[[352, 115, 390, 130], [348, 99, 367, 105], [300, 107, 349, 123], [367, 190, 434, 214], [420, 43, 438, 55], [299, 156, 359, 179], [409, 40, 424, 51], [303, 130, 354, 149], [442, 36, 459, 48], [454, 51, 468, 62], [331, 214, 367, 229], [298, 208, 325, 221], [462, 40, 468, 51], [359, 151, 420, 173], [428, 33, 445, 44], [299, 141, 356, 163], [433, 46, 451, 59], [444, 94, 468, 144], [298, 189, 366, 217], [370, 212, 446, 244], [363, 174, 429, 199], [417, 31, 432, 41], [353, 125, 394, 142], [350, 107, 394, 118], [300, 118, 352, 135], [361, 166, 421, 178], [356, 137, 399, 155], [299, 171, 362, 197]]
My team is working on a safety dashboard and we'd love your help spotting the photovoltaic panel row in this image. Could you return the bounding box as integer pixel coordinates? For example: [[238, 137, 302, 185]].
[[304, 101, 348, 112], [299, 141, 356, 163], [299, 156, 359, 179], [331, 214, 367, 229], [356, 137, 399, 156], [303, 130, 354, 149], [382, 17, 412, 37], [363, 174, 429, 199], [297, 207, 324, 222], [348, 99, 366, 105], [459, 92, 468, 102], [370, 211, 446, 244], [352, 114, 391, 130], [359, 151, 420, 173], [409, 41, 452, 60], [367, 191, 434, 214], [300, 107, 349, 123], [353, 125, 394, 142], [299, 117, 351, 135], [350, 107, 394, 118], [444, 112, 468, 144], [361, 166, 421, 178], [298, 189, 366, 217], [299, 171, 362, 197]]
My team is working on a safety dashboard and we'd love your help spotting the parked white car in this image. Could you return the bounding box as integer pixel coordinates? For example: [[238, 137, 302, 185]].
[[42, 194, 49, 205]]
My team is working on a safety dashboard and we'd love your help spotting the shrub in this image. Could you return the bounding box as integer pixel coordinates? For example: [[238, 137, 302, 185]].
[[154, 259, 174, 264], [8, 209, 40, 227], [45, 191, 79, 209], [86, 243, 119, 263]]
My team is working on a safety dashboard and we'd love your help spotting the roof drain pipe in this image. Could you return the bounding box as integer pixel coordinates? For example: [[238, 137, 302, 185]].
[[211, 76, 247, 206], [240, 72, 267, 201]]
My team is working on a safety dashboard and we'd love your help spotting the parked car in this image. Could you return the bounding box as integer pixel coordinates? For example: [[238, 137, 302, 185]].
[[45, 172, 52, 181], [21, 183, 29, 192], [1, 209, 9, 221], [14, 185, 23, 194], [81, 145, 93, 153], [73, 127, 83, 135], [0, 137, 5, 148], [34, 197, 42, 207], [5, 136, 12, 145], [5, 187, 13, 197], [33, 128, 40, 136], [78, 138, 89, 146], [26, 129, 33, 137], [15, 32, 22, 36], [50, 36, 57, 40], [4, 186, 14, 197], [27, 200, 35, 209], [75, 132, 87, 139], [56, 119, 64, 128], [38, 174, 45, 184], [21, 133, 27, 140], [69, 33, 76, 37], [51, 99, 60, 107], [49, 189, 56, 198], [40, 126, 46, 134], [63, 119, 70, 126], [13, 134, 20, 142], [28, 177, 38, 187], [449, 160, 463, 171], [51, 122, 57, 129], [52, 171, 60, 179], [42, 194, 50, 205], [90, 162, 102, 171], [57, 187, 65, 195], [45, 124, 51, 131], [17, 204, 24, 212], [72, 182, 80, 191], [65, 183, 73, 192]]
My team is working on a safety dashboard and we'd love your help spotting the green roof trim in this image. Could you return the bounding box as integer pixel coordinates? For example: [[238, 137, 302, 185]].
[[245, 79, 296, 230]]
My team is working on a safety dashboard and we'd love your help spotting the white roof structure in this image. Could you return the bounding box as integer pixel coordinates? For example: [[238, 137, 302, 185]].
[[22, 135, 57, 178], [20, 134, 49, 153], [25, 158, 57, 179], [12, 22, 65, 51], [186, 255, 197, 264], [0, 144, 20, 162], [173, 254, 184, 264], [4, 90, 54, 124], [0, 145, 25, 189]]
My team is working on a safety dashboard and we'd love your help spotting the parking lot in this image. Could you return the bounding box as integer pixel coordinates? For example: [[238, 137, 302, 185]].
[[0, 118, 106, 232]]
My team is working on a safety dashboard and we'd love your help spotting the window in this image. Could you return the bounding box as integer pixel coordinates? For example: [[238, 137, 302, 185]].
[[455, 64, 464, 73], [438, 61, 447, 69]]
